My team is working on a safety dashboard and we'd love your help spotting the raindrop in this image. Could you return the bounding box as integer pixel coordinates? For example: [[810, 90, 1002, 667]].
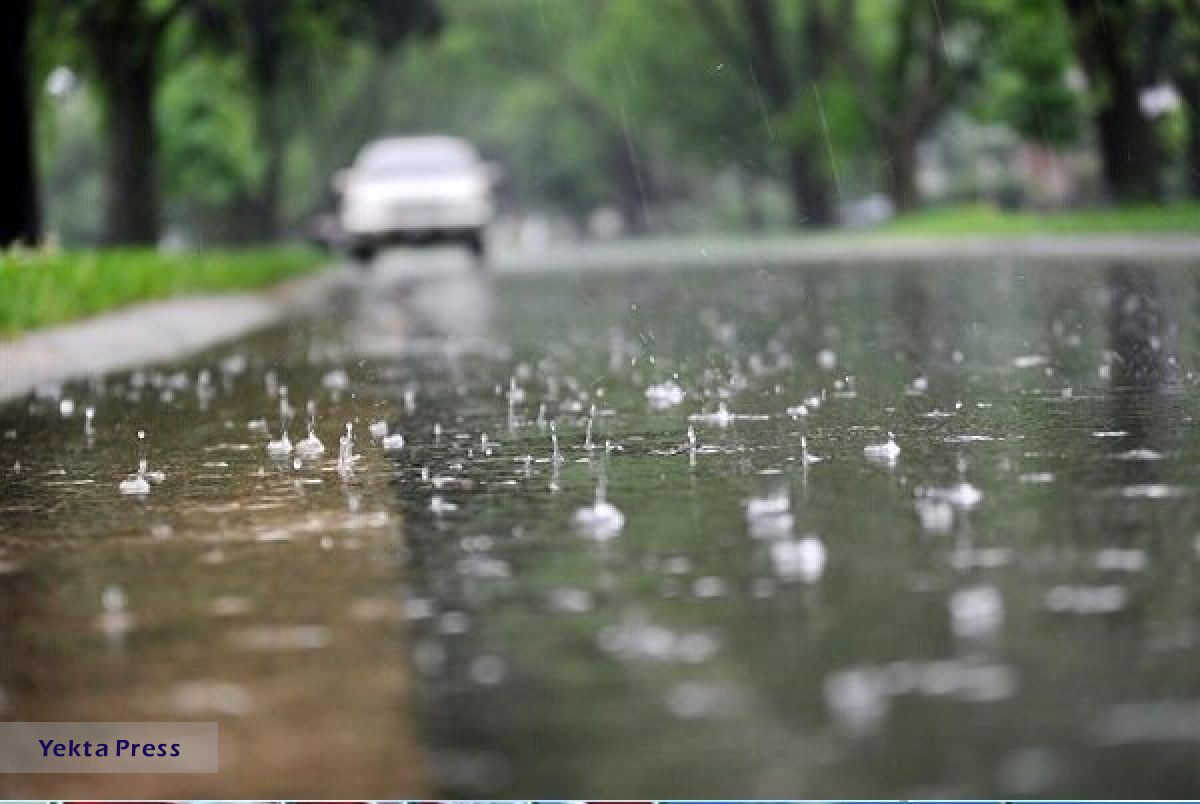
[[770, 536, 827, 582], [572, 479, 624, 539], [949, 585, 1004, 638], [550, 421, 563, 465], [469, 654, 507, 686], [118, 430, 157, 495], [645, 380, 686, 409], [583, 404, 596, 450], [863, 431, 901, 464], [294, 400, 325, 459], [337, 422, 356, 474], [799, 435, 824, 465]]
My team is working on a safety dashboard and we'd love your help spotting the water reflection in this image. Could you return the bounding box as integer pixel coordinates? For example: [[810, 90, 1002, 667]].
[[1106, 263, 1175, 391]]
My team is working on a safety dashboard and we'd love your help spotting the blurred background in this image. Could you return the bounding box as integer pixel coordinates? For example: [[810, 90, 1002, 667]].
[[3, 0, 1200, 251]]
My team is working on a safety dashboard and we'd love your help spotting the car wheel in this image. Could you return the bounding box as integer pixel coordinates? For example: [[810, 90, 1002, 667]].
[[465, 231, 486, 266], [349, 243, 376, 267]]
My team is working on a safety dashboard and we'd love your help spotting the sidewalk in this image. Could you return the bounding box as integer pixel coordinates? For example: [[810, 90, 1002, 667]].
[[0, 267, 344, 401]]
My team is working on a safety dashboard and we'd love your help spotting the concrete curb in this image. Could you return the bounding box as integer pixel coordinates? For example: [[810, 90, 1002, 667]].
[[0, 267, 344, 402], [496, 234, 1200, 274]]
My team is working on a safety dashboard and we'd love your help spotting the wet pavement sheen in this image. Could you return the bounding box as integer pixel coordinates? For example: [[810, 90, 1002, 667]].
[[3, 256, 1200, 797]]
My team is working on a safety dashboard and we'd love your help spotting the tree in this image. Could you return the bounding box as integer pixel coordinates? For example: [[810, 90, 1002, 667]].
[[694, 0, 839, 225], [976, 0, 1083, 149], [1064, 0, 1163, 202], [1163, 0, 1200, 197], [57, 0, 191, 245], [213, 0, 441, 240], [408, 0, 661, 232], [48, 0, 439, 246], [841, 0, 991, 212], [0, 0, 41, 247]]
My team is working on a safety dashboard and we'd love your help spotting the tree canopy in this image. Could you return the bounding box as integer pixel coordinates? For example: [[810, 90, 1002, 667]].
[[4, 0, 1199, 246]]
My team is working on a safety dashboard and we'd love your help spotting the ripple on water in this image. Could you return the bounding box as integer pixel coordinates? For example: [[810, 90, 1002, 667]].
[[769, 537, 827, 582], [229, 624, 329, 652], [167, 680, 255, 716], [1044, 584, 1127, 613], [825, 658, 1019, 734], [1107, 484, 1186, 499], [596, 616, 720, 664], [1094, 699, 1200, 745], [664, 680, 746, 720], [949, 585, 1005, 639]]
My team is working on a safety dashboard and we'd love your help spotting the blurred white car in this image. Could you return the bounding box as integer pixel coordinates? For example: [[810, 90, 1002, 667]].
[[335, 135, 497, 263]]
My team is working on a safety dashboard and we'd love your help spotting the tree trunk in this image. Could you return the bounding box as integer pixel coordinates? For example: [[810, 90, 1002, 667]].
[[886, 133, 920, 213], [83, 0, 168, 247], [737, 170, 766, 231], [93, 37, 161, 245], [1065, 0, 1162, 202], [0, 0, 41, 247], [246, 0, 283, 241], [788, 148, 834, 226], [608, 131, 651, 235], [737, 0, 835, 227], [252, 107, 283, 240], [1181, 78, 1200, 199]]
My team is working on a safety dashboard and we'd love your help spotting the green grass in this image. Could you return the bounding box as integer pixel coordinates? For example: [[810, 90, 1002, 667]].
[[0, 247, 325, 336], [880, 202, 1200, 236]]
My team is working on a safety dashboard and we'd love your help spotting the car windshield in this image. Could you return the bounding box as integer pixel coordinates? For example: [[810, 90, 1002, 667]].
[[357, 141, 475, 176]]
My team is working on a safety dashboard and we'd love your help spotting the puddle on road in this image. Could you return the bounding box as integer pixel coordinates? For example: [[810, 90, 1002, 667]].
[[3, 258, 1200, 797]]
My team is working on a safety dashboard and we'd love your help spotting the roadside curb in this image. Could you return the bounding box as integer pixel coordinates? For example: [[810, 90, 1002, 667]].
[[496, 234, 1200, 274], [0, 265, 345, 402]]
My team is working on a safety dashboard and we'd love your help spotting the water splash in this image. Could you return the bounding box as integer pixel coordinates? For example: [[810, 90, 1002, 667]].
[[584, 404, 596, 450], [770, 536, 827, 582], [550, 421, 563, 465], [799, 436, 824, 465], [337, 422, 356, 474], [745, 487, 793, 537], [118, 429, 160, 495], [84, 405, 96, 441], [98, 583, 134, 638], [645, 379, 686, 409], [294, 400, 325, 459], [572, 479, 625, 539], [864, 431, 901, 464], [949, 585, 1005, 639], [265, 386, 294, 458]]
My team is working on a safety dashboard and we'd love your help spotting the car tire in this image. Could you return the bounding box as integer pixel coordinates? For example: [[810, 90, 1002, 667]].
[[349, 243, 376, 267], [465, 231, 486, 266]]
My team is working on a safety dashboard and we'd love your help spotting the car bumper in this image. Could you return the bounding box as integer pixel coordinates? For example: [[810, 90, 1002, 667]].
[[340, 200, 492, 236]]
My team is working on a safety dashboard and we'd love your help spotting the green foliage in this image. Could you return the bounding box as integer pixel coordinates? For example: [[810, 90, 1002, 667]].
[[159, 53, 264, 209], [976, 0, 1084, 145], [881, 201, 1200, 235], [0, 247, 323, 334], [27, 0, 1200, 243]]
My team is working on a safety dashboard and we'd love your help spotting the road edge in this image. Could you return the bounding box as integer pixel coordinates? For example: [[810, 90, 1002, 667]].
[[0, 265, 344, 401]]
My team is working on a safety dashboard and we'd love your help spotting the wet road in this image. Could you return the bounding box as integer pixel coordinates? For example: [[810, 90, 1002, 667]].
[[3, 248, 1200, 797]]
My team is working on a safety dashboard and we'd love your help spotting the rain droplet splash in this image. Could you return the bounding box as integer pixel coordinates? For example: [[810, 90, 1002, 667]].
[[294, 399, 325, 459], [572, 479, 625, 540], [864, 431, 901, 464], [337, 422, 356, 474]]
